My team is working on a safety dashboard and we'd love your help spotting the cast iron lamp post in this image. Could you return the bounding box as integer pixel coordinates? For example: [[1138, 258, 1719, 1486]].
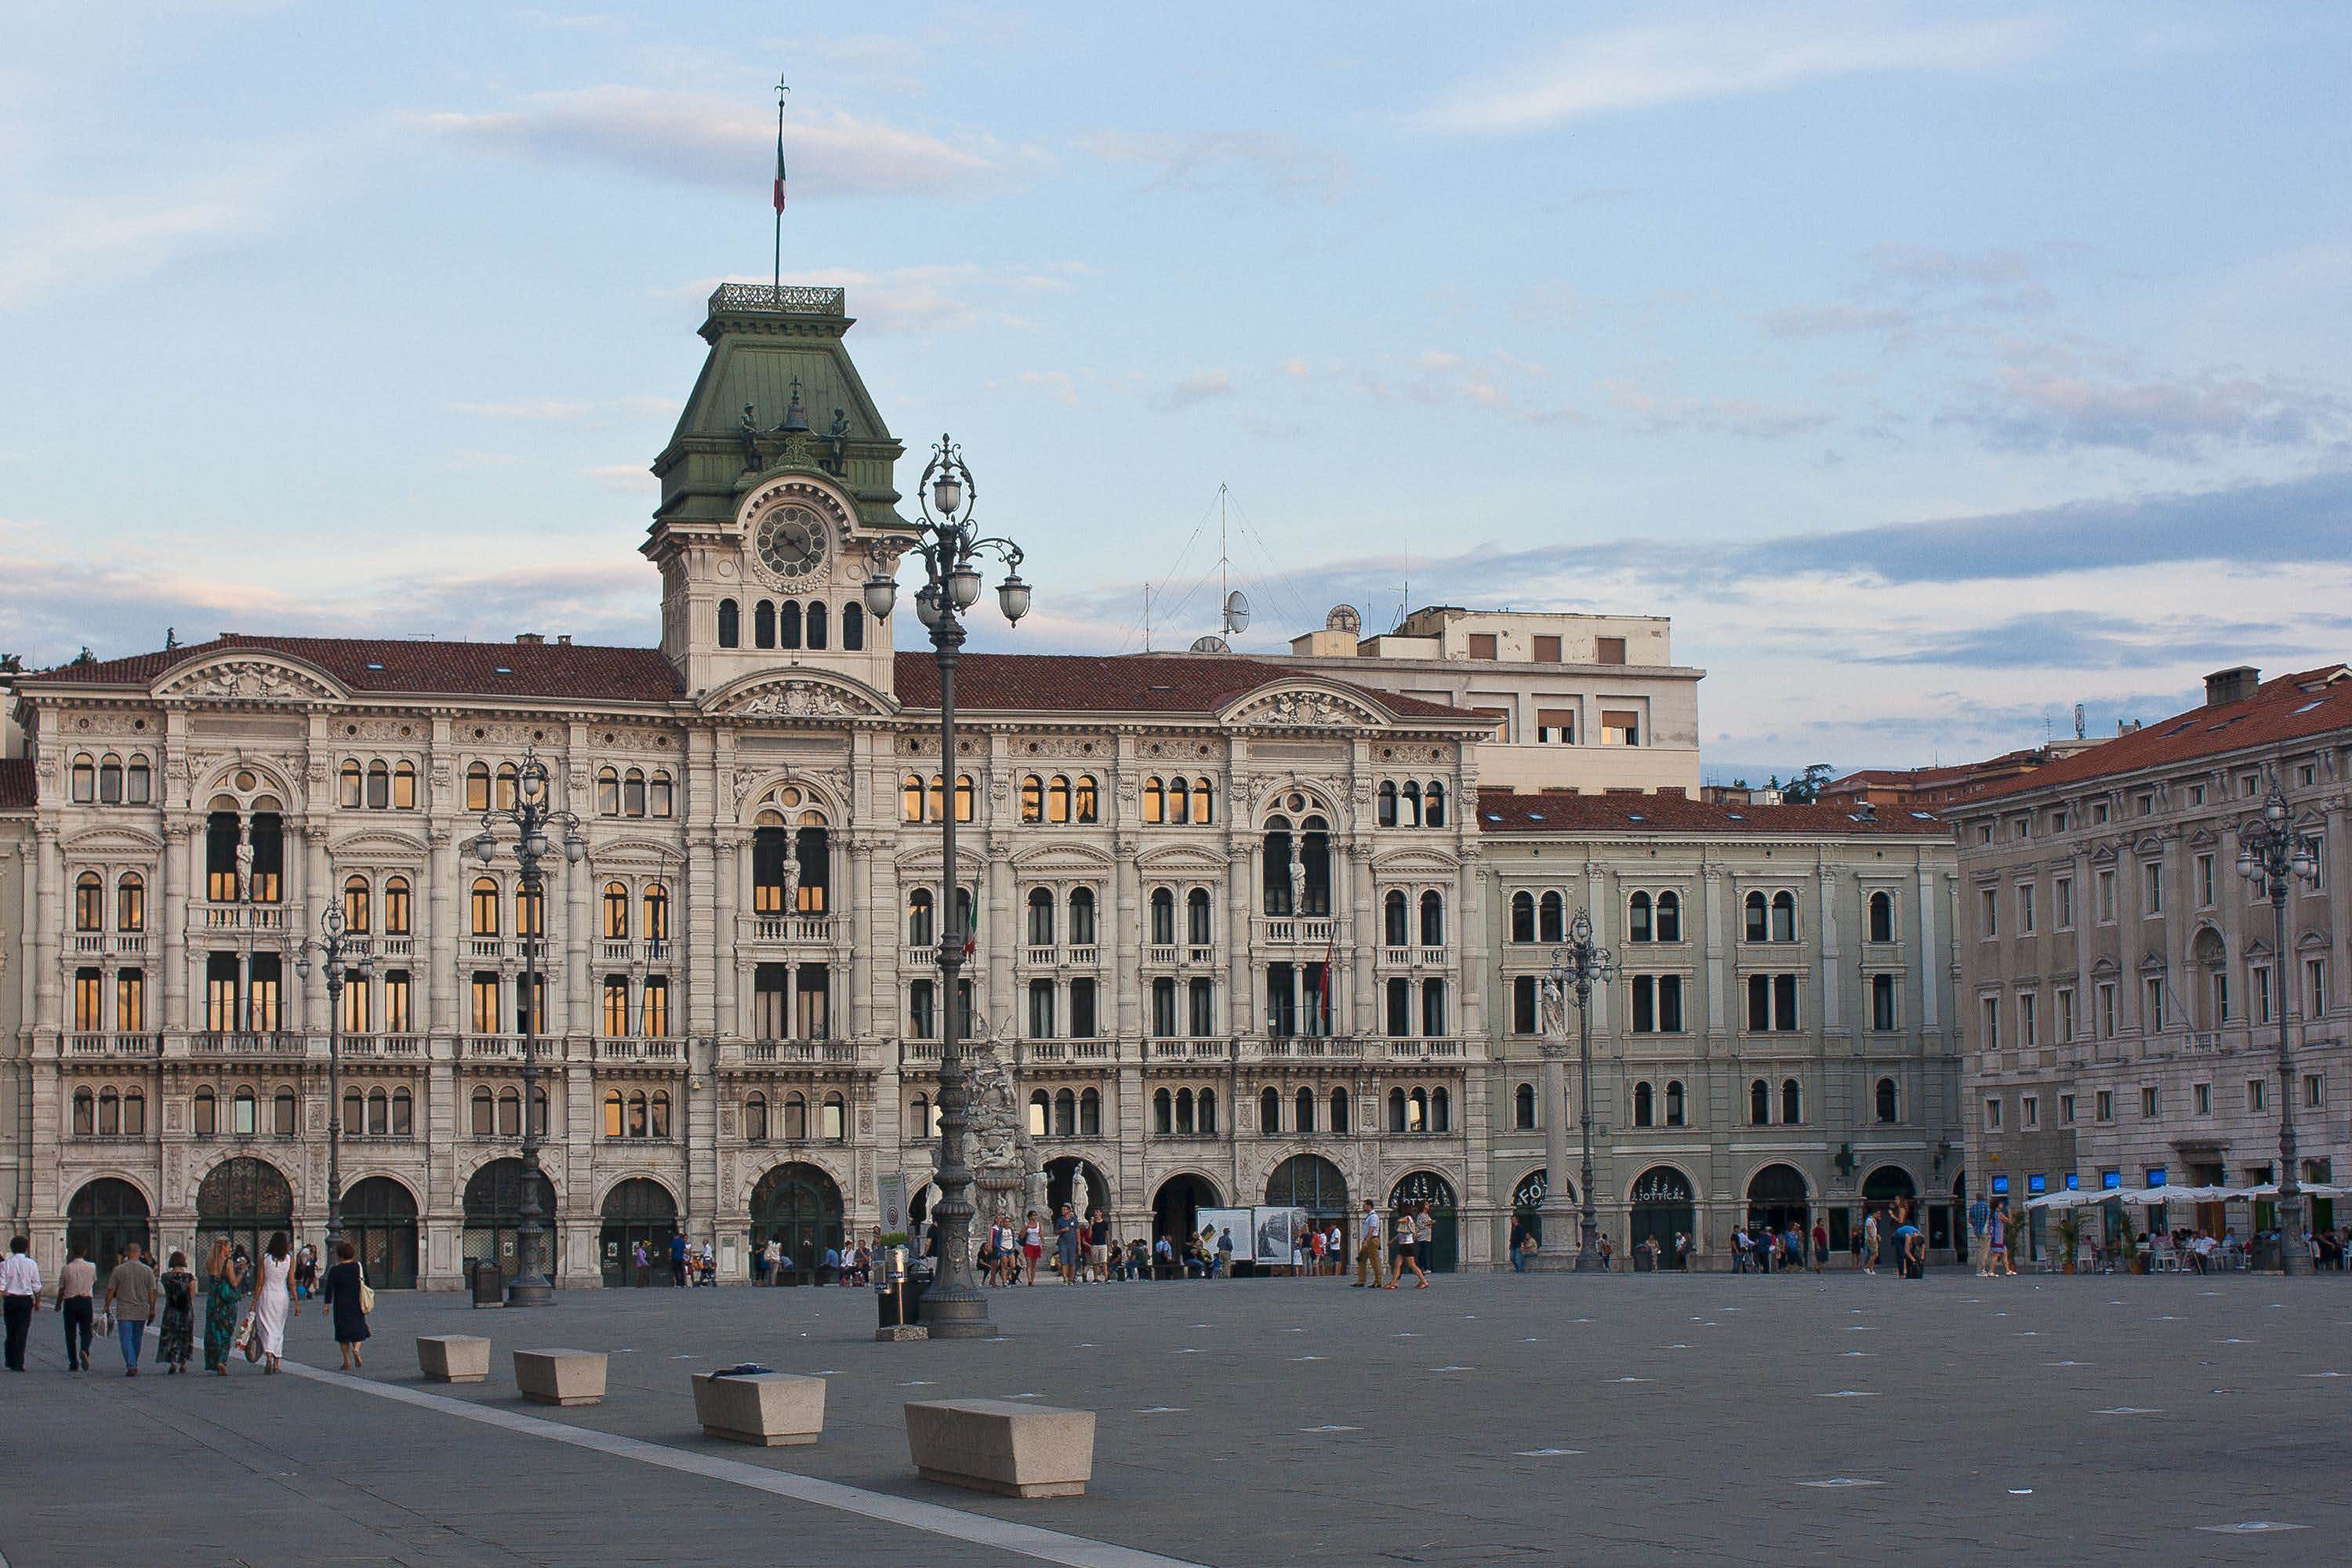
[[470, 750, 587, 1306], [296, 906, 373, 1255], [2236, 775, 2321, 1276], [1541, 909, 1614, 1271], [862, 433, 1029, 1339]]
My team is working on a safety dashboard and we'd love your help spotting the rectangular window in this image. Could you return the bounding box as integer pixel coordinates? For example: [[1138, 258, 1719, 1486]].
[[2248, 1079, 2266, 1112], [1871, 973, 1896, 1032], [2022, 1094, 2039, 1129], [1747, 973, 1769, 1032], [2019, 992, 2038, 1049], [1980, 994, 2002, 1052], [1657, 975, 1684, 1033], [2142, 861, 2164, 915], [641, 977, 670, 1038], [2059, 1092, 2076, 1126], [383, 971, 412, 1033], [1632, 975, 1655, 1033], [603, 976, 630, 1036], [2055, 877, 2073, 930], [2196, 853, 2216, 908], [1532, 634, 1562, 662], [2096, 981, 2117, 1040], [2016, 884, 2035, 934], [2140, 1085, 2159, 1119], [2253, 964, 2274, 1025], [908, 980, 935, 1040], [1189, 978, 1214, 1036], [1512, 975, 1539, 1034], [2307, 837, 2326, 892], [1535, 708, 1576, 745], [2306, 1073, 2323, 1108], [74, 967, 103, 1031], [1984, 1096, 2002, 1131], [115, 969, 145, 1033], [2096, 869, 2116, 923], [2193, 1082, 2211, 1115], [1028, 978, 1057, 1040], [1152, 978, 1178, 1037], [205, 954, 240, 1032], [1980, 887, 1998, 938], [2310, 958, 2330, 1021], [1070, 978, 1098, 1039], [470, 972, 501, 1034], [1595, 636, 1627, 665], [1599, 710, 1640, 746], [1773, 973, 1798, 1032], [2096, 1089, 2113, 1122], [343, 977, 372, 1034], [2056, 986, 2075, 1043], [2144, 976, 2165, 1033], [1468, 633, 1498, 660]]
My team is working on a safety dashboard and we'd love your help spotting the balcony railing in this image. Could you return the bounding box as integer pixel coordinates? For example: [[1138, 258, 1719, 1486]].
[[463, 1035, 522, 1060], [598, 1038, 684, 1063], [191, 1031, 306, 1056], [740, 914, 840, 946], [67, 1033, 163, 1058], [1145, 944, 1179, 966], [1381, 1037, 1464, 1059], [1148, 1037, 1232, 1062], [199, 902, 288, 931], [339, 1034, 423, 1059], [742, 1040, 858, 1065], [1261, 917, 1338, 946], [1250, 1036, 1364, 1059]]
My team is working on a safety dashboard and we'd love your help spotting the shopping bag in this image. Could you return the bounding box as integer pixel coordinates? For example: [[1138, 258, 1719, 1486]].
[[358, 1265, 375, 1316]]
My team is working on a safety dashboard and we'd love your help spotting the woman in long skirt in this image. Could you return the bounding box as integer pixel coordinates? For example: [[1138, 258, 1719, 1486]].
[[252, 1231, 297, 1374], [157, 1250, 197, 1374], [201, 1240, 244, 1374], [318, 1240, 371, 1370]]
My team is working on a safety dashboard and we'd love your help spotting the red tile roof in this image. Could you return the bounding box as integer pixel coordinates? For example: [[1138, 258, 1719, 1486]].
[[0, 758, 32, 810], [1964, 665, 2352, 803], [891, 652, 1465, 719], [1475, 787, 1949, 837], [19, 634, 683, 703]]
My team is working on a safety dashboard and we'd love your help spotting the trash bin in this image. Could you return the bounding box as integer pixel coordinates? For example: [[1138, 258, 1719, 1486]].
[[877, 1273, 929, 1328], [472, 1261, 504, 1306]]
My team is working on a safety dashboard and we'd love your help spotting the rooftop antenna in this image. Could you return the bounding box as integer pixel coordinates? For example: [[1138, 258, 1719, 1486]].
[[1215, 484, 1251, 639], [2073, 702, 2087, 741], [1142, 582, 1151, 654]]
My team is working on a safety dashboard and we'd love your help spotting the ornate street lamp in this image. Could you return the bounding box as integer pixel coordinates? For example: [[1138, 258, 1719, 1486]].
[[470, 750, 587, 1306], [1541, 909, 1614, 1271], [865, 434, 1029, 1340], [296, 906, 373, 1254], [2236, 773, 2321, 1275]]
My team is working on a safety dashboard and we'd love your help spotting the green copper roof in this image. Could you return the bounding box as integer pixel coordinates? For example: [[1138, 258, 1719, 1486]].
[[649, 283, 908, 536]]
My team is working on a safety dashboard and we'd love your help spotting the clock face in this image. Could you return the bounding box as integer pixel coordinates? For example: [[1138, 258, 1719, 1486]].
[[755, 506, 829, 581]]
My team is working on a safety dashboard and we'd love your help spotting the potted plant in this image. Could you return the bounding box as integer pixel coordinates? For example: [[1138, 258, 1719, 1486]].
[[2057, 1211, 2082, 1274], [2114, 1209, 2145, 1274]]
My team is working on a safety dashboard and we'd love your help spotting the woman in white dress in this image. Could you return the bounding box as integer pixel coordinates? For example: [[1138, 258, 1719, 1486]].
[[253, 1231, 299, 1373]]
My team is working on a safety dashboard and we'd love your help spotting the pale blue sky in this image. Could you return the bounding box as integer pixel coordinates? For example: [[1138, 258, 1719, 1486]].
[[5, 2, 2349, 775]]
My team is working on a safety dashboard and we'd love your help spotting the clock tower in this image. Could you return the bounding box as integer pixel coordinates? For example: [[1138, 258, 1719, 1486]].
[[644, 281, 914, 699]]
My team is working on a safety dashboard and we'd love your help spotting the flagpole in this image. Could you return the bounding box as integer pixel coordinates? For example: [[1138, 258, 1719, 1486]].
[[772, 78, 788, 294]]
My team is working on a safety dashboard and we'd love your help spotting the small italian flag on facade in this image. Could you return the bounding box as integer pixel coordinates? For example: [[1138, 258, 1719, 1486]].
[[773, 136, 788, 212]]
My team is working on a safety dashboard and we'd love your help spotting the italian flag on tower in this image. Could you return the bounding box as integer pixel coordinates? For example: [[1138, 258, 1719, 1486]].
[[773, 122, 787, 212]]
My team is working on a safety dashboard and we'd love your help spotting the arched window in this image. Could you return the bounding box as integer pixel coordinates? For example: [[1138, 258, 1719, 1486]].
[[1377, 780, 1398, 827], [126, 757, 150, 803], [1168, 777, 1190, 824], [193, 1087, 216, 1136], [1080, 1087, 1101, 1136], [1419, 890, 1444, 946], [841, 601, 864, 650], [1634, 1081, 1655, 1127], [1074, 775, 1098, 822], [804, 601, 828, 650], [1260, 1086, 1280, 1133], [1664, 1080, 1686, 1126], [1771, 890, 1797, 942], [1330, 1087, 1351, 1134], [1388, 1087, 1408, 1133], [1199, 1087, 1218, 1134], [499, 1088, 523, 1137], [1511, 891, 1534, 943], [1780, 1077, 1802, 1124], [1401, 781, 1422, 827], [71, 754, 95, 802], [778, 600, 802, 649], [97, 1087, 122, 1135], [495, 764, 519, 811], [470, 878, 499, 936], [597, 768, 620, 815], [622, 768, 647, 818], [117, 873, 145, 933], [603, 881, 630, 939], [1027, 1091, 1049, 1138], [717, 597, 740, 648], [1026, 887, 1054, 946], [907, 888, 935, 947], [1149, 887, 1176, 946], [481, 1087, 502, 1137], [1175, 1088, 1196, 1134], [466, 762, 491, 812], [1384, 890, 1408, 947], [515, 884, 543, 938], [652, 1091, 673, 1138], [75, 872, 103, 931], [73, 1087, 94, 1136], [366, 1087, 389, 1135], [1656, 890, 1682, 942], [1749, 1079, 1770, 1126], [643, 883, 670, 943], [902, 1095, 924, 1142], [365, 760, 390, 810], [273, 1088, 296, 1135], [384, 877, 412, 935], [1020, 775, 1044, 823], [626, 1091, 647, 1138], [1875, 1077, 1899, 1124], [783, 1093, 808, 1141], [1153, 1088, 1173, 1134], [1047, 775, 1071, 824], [1629, 891, 1653, 942], [745, 1093, 768, 1142], [1296, 1085, 1316, 1133], [1185, 887, 1214, 946], [1143, 778, 1164, 824], [1054, 1088, 1077, 1137], [393, 762, 417, 810], [1867, 891, 1894, 943], [1515, 1081, 1537, 1130], [1425, 781, 1446, 826], [343, 875, 371, 934], [339, 760, 363, 808], [754, 600, 776, 648], [1744, 891, 1769, 942], [902, 774, 926, 822], [391, 1087, 412, 1134], [1431, 1086, 1452, 1133], [1069, 887, 1097, 946], [1539, 891, 1565, 944], [604, 1091, 628, 1138]]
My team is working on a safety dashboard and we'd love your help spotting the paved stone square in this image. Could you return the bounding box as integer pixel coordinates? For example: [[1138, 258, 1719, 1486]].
[[5, 1269, 2349, 1566]]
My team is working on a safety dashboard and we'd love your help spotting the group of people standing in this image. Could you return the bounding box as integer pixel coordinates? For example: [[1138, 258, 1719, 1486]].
[[0, 1230, 372, 1378], [1732, 1218, 1832, 1274], [1352, 1197, 1440, 1290]]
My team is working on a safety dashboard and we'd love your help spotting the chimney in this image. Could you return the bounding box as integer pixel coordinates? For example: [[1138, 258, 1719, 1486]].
[[515, 633, 544, 645], [2205, 666, 2259, 706], [556, 634, 572, 645]]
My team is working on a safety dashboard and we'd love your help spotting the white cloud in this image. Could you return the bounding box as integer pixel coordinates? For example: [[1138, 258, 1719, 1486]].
[[0, 160, 291, 310], [1609, 382, 1831, 438], [1163, 371, 1236, 409], [1018, 370, 1080, 407], [1425, 14, 2058, 132], [420, 86, 1004, 198], [1082, 129, 1349, 203]]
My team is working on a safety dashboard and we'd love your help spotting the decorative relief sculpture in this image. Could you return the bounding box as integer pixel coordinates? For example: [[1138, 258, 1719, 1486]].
[[731, 682, 860, 720], [164, 661, 332, 702], [1253, 691, 1361, 729]]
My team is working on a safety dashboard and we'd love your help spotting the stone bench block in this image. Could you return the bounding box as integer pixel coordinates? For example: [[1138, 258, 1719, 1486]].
[[513, 1348, 607, 1406], [692, 1371, 826, 1446], [905, 1398, 1096, 1498], [416, 1334, 492, 1384]]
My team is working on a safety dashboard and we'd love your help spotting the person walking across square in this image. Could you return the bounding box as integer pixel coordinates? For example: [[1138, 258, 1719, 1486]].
[[1352, 1200, 1381, 1287], [104, 1241, 159, 1376], [2, 1236, 42, 1372], [56, 1243, 96, 1371]]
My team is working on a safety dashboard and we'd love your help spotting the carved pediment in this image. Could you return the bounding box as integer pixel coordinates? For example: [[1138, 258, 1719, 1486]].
[[1371, 848, 1461, 877], [589, 837, 687, 870], [1224, 683, 1387, 731], [1011, 844, 1114, 877], [712, 675, 888, 722], [1134, 843, 1231, 875], [2090, 955, 2120, 978], [328, 829, 430, 862], [62, 826, 165, 858], [2137, 949, 2169, 973], [155, 653, 343, 704]]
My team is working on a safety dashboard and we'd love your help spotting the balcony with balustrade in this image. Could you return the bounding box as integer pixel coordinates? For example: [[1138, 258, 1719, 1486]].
[[196, 902, 288, 933], [64, 1032, 164, 1060], [186, 1031, 310, 1058], [1258, 916, 1341, 948], [337, 1034, 425, 1061], [737, 913, 842, 953]]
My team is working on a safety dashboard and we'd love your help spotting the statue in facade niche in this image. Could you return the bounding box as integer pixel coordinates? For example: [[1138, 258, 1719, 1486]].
[[234, 827, 255, 900], [821, 408, 851, 475], [1287, 852, 1306, 917], [780, 827, 802, 913]]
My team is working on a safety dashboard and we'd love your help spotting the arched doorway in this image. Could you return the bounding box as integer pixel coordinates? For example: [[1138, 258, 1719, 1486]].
[[1746, 1163, 1810, 1238], [66, 1178, 151, 1275], [196, 1157, 292, 1283], [1265, 1154, 1349, 1265], [341, 1177, 419, 1290], [1390, 1171, 1458, 1273], [1511, 1167, 1563, 1246], [750, 1163, 843, 1286], [1046, 1156, 1112, 1220], [600, 1179, 679, 1287], [462, 1158, 557, 1286], [1629, 1166, 1695, 1268], [1862, 1165, 1916, 1210], [1152, 1174, 1219, 1247]]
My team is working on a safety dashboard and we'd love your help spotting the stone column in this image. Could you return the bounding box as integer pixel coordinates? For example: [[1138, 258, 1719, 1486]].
[[1113, 837, 1141, 1040], [1227, 839, 1253, 1038], [1817, 866, 1842, 1034], [987, 842, 1014, 1033], [1349, 836, 1377, 1037], [1457, 843, 1484, 1040], [32, 826, 62, 1033], [160, 816, 192, 1031], [848, 833, 875, 1041], [716, 838, 742, 1040]]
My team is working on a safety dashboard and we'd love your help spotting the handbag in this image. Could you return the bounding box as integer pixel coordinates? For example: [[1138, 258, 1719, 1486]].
[[357, 1265, 376, 1315], [237, 1313, 261, 1362]]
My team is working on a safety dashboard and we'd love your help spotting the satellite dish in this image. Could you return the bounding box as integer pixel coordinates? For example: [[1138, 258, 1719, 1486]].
[[1189, 634, 1231, 654], [1325, 604, 1361, 634], [1222, 590, 1251, 635]]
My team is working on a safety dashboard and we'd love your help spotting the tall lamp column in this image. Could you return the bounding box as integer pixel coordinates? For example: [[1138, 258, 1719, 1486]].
[[2237, 775, 2320, 1276], [296, 907, 372, 1254], [1540, 909, 1613, 1271]]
